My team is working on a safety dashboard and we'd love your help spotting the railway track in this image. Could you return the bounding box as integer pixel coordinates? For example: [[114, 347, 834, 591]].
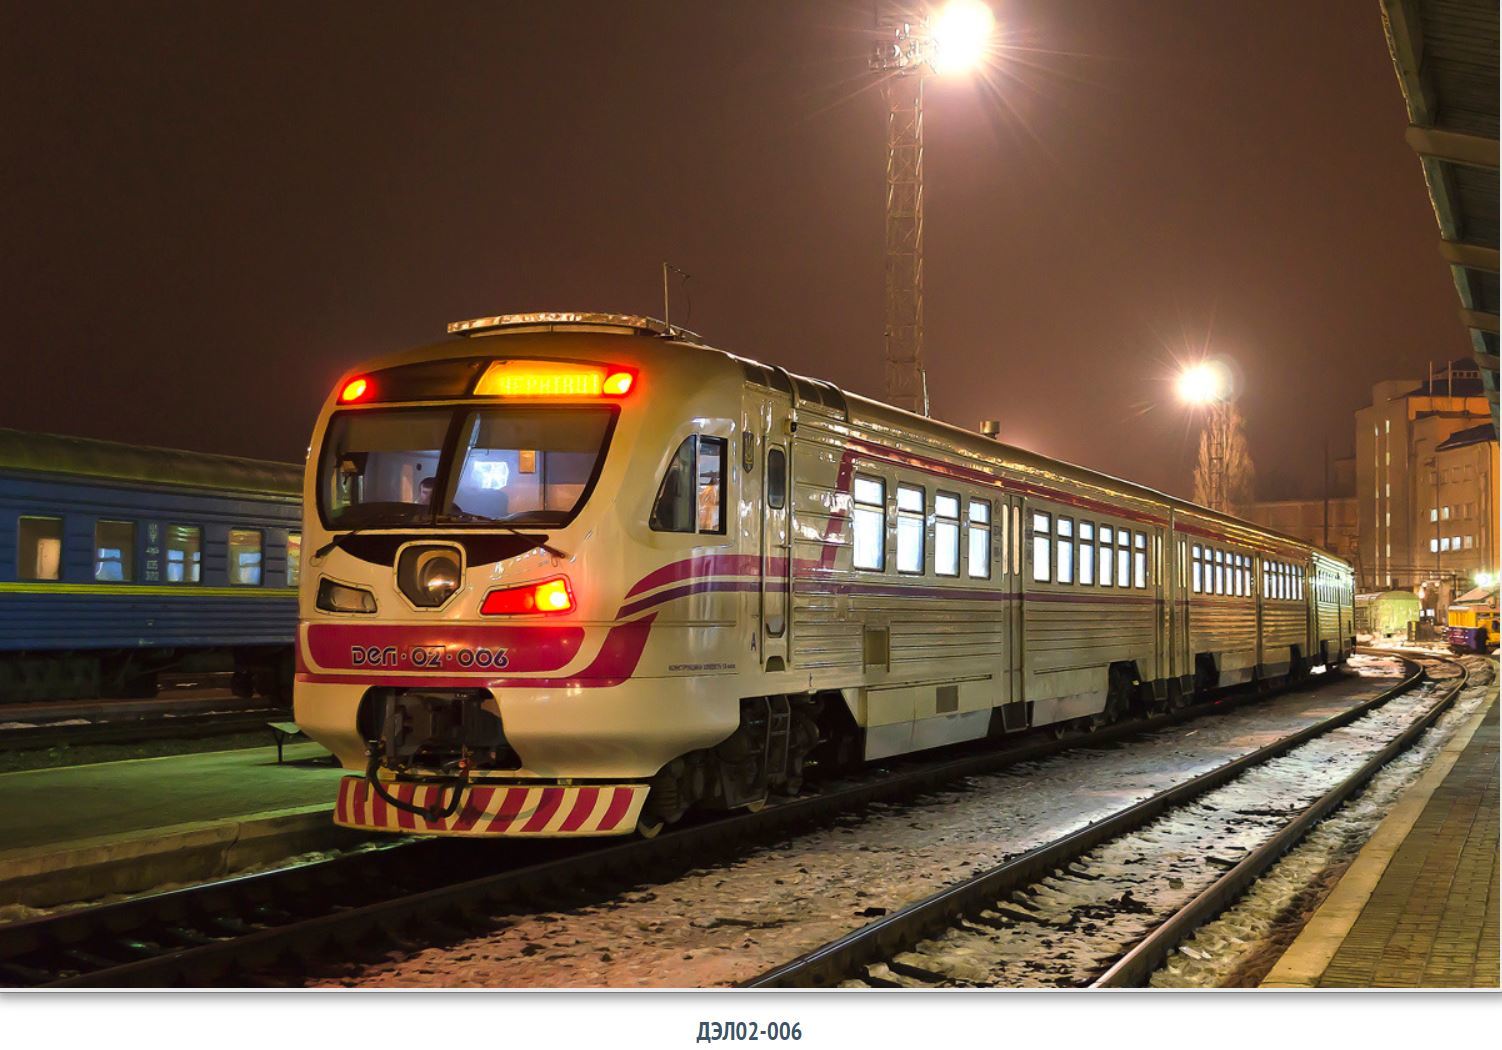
[[745, 652, 1469, 988], [0, 656, 1404, 987], [0, 707, 288, 753]]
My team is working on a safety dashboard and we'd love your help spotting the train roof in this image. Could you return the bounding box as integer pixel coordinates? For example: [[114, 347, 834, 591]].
[[0, 427, 302, 498], [350, 312, 1347, 566]]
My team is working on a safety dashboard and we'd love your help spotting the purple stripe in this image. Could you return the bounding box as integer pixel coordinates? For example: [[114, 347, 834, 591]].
[[615, 579, 776, 619]]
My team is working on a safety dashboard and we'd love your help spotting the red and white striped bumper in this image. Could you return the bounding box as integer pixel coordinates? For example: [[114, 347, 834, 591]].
[[333, 776, 649, 837]]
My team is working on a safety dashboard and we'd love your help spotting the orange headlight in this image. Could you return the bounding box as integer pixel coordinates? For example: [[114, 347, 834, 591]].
[[339, 377, 370, 402]]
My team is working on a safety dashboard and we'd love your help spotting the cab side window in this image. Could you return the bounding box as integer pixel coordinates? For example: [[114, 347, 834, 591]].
[[766, 448, 787, 510], [651, 435, 726, 535]]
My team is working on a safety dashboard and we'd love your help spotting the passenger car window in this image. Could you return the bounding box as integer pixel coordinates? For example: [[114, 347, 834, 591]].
[[94, 520, 135, 582], [18, 516, 62, 581], [935, 493, 960, 576], [1078, 520, 1095, 585], [852, 475, 886, 571], [896, 484, 925, 574], [766, 447, 787, 510], [1056, 517, 1074, 584], [285, 532, 302, 587], [1133, 531, 1147, 588], [966, 499, 991, 579], [228, 529, 263, 585], [1116, 534, 1131, 588], [165, 525, 202, 584], [1031, 512, 1051, 583], [1192, 544, 1202, 594], [1100, 526, 1115, 587]]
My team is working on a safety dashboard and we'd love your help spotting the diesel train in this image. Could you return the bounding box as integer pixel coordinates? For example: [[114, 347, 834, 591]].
[[292, 312, 1356, 839], [0, 428, 301, 702]]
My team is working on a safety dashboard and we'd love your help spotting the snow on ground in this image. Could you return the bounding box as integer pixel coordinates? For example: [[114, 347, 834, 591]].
[[1151, 654, 1497, 988], [311, 660, 1406, 988], [880, 679, 1460, 987]]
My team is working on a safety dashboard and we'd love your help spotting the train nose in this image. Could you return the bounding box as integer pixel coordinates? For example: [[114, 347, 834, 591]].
[[397, 544, 464, 607]]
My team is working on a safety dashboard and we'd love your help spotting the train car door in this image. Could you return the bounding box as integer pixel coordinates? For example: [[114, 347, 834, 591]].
[[1153, 527, 1168, 687], [1170, 520, 1189, 692], [1006, 493, 1024, 704], [758, 398, 793, 670]]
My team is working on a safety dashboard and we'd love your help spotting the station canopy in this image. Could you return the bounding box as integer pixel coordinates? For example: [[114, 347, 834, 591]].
[[1381, 0, 1500, 423]]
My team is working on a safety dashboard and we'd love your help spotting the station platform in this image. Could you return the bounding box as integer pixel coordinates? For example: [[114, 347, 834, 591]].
[[0, 740, 358, 913], [1263, 689, 1499, 988]]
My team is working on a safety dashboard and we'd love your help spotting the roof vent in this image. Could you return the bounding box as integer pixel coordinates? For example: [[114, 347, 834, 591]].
[[979, 419, 1001, 439], [446, 311, 703, 344]]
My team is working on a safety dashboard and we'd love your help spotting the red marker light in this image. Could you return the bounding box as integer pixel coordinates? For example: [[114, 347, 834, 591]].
[[480, 576, 575, 615], [339, 377, 370, 403], [602, 371, 634, 397]]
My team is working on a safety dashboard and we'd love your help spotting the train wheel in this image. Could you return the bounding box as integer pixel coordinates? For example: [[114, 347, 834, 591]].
[[1051, 718, 1088, 740]]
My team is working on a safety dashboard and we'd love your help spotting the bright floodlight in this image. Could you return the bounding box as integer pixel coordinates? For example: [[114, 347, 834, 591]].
[[929, 0, 996, 75], [1176, 362, 1229, 405], [1476, 571, 1497, 589]]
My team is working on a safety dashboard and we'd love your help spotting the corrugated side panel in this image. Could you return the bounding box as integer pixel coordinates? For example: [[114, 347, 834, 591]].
[[1025, 599, 1154, 674], [0, 593, 296, 650], [1316, 600, 1342, 642], [1189, 598, 1257, 654], [1261, 602, 1307, 649]]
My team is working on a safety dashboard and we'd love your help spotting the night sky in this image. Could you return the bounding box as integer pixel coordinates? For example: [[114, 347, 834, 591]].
[[1, 1, 1467, 499]]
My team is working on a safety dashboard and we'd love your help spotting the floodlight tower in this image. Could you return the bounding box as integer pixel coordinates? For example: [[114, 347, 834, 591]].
[[1178, 361, 1234, 514], [869, 1, 994, 415]]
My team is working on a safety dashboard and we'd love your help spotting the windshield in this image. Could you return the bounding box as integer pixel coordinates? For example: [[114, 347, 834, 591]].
[[318, 406, 615, 529]]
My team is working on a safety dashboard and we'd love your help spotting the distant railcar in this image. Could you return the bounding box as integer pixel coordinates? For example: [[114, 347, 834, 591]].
[[0, 428, 301, 701], [294, 312, 1358, 840], [1446, 587, 1498, 653]]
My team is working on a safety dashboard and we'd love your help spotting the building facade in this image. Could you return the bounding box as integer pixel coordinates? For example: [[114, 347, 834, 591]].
[[1237, 496, 1359, 568], [1354, 360, 1499, 614]]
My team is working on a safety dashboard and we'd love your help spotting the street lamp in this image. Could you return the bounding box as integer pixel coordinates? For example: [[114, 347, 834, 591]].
[[1177, 360, 1234, 514], [870, 1, 996, 415]]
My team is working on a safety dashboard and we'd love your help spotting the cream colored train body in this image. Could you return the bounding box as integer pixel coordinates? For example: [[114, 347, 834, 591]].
[[294, 314, 1356, 838]]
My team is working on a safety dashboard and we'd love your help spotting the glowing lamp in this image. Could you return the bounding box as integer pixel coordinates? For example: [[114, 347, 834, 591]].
[[1476, 571, 1497, 589], [339, 377, 370, 403], [1175, 362, 1230, 406], [929, 0, 996, 75], [474, 361, 635, 398], [480, 576, 575, 615]]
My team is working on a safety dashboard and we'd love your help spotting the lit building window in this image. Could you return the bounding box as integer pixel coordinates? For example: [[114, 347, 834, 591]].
[[286, 533, 301, 587]]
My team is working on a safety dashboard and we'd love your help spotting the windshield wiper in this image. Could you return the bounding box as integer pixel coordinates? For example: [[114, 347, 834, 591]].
[[434, 513, 570, 559]]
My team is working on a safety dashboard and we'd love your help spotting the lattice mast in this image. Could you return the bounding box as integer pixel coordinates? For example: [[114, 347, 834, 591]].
[[872, 15, 929, 415]]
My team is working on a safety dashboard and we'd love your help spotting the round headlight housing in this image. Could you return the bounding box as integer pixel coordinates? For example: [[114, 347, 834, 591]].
[[397, 545, 464, 608]]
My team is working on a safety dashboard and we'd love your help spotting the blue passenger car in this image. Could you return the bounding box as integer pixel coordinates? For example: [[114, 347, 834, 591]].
[[0, 428, 301, 702]]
